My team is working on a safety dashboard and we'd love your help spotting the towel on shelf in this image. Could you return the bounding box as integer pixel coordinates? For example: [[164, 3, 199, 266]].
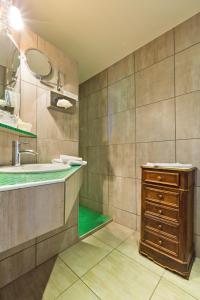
[[57, 99, 72, 109]]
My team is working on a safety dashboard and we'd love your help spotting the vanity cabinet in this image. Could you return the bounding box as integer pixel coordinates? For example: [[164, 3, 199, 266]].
[[139, 167, 196, 278]]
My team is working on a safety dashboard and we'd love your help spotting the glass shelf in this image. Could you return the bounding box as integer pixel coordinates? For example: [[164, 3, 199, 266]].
[[0, 122, 37, 138]]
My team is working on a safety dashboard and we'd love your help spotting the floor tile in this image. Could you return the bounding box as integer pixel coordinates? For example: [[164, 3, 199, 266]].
[[163, 258, 200, 300], [151, 278, 196, 300], [93, 222, 133, 248], [59, 235, 112, 277], [57, 280, 99, 300], [82, 250, 160, 300], [117, 232, 164, 276]]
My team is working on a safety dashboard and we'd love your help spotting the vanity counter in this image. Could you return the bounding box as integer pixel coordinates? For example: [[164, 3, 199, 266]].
[[0, 165, 82, 191]]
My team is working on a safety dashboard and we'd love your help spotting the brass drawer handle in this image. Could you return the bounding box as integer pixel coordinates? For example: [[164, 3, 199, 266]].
[[157, 175, 162, 181], [158, 224, 162, 230], [158, 209, 163, 214], [158, 194, 163, 199], [158, 240, 163, 245]]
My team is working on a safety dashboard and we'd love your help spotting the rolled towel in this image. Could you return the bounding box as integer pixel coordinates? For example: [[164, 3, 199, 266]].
[[57, 99, 72, 109], [68, 160, 87, 166], [60, 155, 82, 162]]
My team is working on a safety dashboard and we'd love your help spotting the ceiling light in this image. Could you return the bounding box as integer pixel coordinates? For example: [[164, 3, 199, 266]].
[[8, 5, 23, 31]]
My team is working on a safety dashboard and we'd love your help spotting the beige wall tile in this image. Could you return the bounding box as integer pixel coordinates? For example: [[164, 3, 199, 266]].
[[136, 57, 174, 107], [175, 13, 200, 53], [79, 147, 88, 198], [88, 173, 109, 204], [135, 30, 174, 72], [194, 188, 200, 236], [88, 116, 108, 146], [195, 235, 200, 257], [109, 176, 136, 213], [88, 88, 107, 121], [136, 99, 175, 142], [176, 139, 200, 185], [112, 208, 137, 230], [109, 144, 135, 178], [176, 91, 200, 139], [175, 43, 200, 96], [20, 27, 37, 53], [136, 179, 142, 216], [79, 126, 88, 147], [80, 197, 109, 215], [0, 246, 35, 288], [108, 109, 135, 144], [0, 133, 18, 166], [108, 54, 134, 85], [136, 141, 175, 178], [87, 146, 108, 175], [136, 215, 141, 232], [108, 75, 135, 115], [79, 97, 88, 127], [86, 70, 107, 95]]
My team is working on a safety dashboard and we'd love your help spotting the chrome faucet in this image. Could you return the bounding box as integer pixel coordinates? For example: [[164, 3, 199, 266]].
[[12, 140, 38, 166]]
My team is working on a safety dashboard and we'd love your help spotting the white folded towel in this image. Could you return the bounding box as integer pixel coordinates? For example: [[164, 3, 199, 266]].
[[60, 155, 82, 162], [68, 160, 87, 166], [57, 99, 72, 109]]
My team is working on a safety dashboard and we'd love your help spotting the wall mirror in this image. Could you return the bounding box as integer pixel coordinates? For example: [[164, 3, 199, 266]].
[[0, 33, 20, 114], [25, 48, 52, 79]]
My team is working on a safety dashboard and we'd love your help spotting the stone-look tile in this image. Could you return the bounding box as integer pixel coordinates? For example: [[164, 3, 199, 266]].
[[80, 197, 109, 216], [117, 232, 164, 276], [136, 57, 174, 107], [88, 173, 109, 204], [20, 81, 37, 132], [57, 280, 99, 300], [136, 179, 142, 216], [0, 133, 18, 166], [88, 88, 107, 121], [87, 146, 108, 175], [176, 91, 200, 139], [112, 208, 137, 230], [109, 144, 135, 178], [93, 222, 133, 248], [109, 176, 136, 213], [20, 57, 37, 86], [176, 139, 200, 186], [151, 278, 196, 300], [136, 99, 175, 142], [194, 187, 200, 236], [108, 110, 135, 144], [175, 12, 200, 53], [37, 139, 78, 163], [82, 250, 160, 300], [0, 246, 35, 288], [175, 43, 200, 96], [36, 226, 78, 265], [163, 258, 200, 300], [136, 141, 175, 178], [88, 116, 108, 146], [195, 235, 200, 257], [108, 75, 135, 115], [20, 138, 37, 164], [135, 30, 174, 72], [79, 147, 88, 198], [79, 96, 88, 128], [108, 54, 134, 85], [83, 70, 107, 96], [79, 126, 88, 147], [136, 215, 141, 232], [59, 235, 112, 277]]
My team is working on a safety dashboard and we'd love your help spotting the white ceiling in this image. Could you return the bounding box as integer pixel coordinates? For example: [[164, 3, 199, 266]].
[[18, 0, 200, 83]]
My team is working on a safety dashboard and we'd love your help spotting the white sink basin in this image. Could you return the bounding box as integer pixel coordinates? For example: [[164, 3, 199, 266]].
[[0, 163, 71, 173], [144, 163, 193, 169]]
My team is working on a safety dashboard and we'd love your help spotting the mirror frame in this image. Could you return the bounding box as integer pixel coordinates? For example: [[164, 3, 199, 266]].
[[24, 48, 52, 79]]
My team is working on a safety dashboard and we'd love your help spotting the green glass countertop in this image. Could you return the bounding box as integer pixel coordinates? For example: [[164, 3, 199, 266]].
[[0, 165, 81, 188], [0, 122, 37, 138]]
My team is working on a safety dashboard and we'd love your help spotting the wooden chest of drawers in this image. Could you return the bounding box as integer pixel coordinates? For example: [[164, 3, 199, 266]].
[[139, 166, 196, 278]]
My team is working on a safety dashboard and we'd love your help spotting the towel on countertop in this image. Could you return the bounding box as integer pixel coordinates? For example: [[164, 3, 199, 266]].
[[52, 154, 87, 166]]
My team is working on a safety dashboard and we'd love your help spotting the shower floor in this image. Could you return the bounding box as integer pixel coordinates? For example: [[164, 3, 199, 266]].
[[78, 205, 111, 237]]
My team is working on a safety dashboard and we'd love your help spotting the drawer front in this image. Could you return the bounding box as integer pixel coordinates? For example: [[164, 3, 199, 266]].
[[145, 201, 179, 222], [143, 170, 180, 187], [144, 216, 179, 240], [144, 186, 179, 208], [144, 230, 178, 256]]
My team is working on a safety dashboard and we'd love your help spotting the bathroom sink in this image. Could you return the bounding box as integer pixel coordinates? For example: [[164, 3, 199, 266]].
[[144, 163, 193, 169], [0, 163, 71, 173]]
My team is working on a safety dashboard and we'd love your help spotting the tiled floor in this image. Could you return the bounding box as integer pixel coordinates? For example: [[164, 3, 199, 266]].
[[0, 222, 200, 300]]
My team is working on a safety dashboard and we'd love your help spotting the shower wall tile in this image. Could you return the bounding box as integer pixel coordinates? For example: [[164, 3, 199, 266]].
[[108, 54, 134, 85], [175, 12, 200, 53], [136, 141, 175, 179], [79, 97, 88, 127], [176, 91, 200, 139], [109, 176, 136, 213], [88, 173, 109, 205], [175, 43, 200, 96], [136, 99, 175, 142], [88, 116, 108, 146], [108, 110, 135, 144], [136, 57, 174, 107], [108, 75, 135, 115], [88, 88, 107, 120], [135, 30, 174, 72], [87, 146, 108, 175]]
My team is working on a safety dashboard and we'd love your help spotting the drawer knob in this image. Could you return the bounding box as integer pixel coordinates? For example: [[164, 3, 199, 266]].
[[158, 209, 163, 214], [158, 194, 163, 199], [158, 240, 163, 245], [157, 175, 162, 181], [158, 224, 162, 230]]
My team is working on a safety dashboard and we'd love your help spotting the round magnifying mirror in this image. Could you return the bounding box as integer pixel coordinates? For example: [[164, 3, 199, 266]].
[[25, 48, 52, 79]]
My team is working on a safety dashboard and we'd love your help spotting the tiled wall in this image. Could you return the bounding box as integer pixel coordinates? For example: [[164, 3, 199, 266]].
[[0, 27, 79, 287], [79, 12, 200, 257]]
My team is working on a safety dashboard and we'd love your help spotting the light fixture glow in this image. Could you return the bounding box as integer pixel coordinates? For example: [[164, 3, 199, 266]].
[[8, 5, 23, 31]]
